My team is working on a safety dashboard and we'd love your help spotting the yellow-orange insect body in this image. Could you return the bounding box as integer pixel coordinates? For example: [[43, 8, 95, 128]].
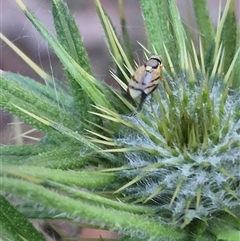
[[128, 55, 162, 109]]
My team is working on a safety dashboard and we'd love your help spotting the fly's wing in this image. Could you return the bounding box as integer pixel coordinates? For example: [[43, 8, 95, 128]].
[[142, 68, 160, 95], [128, 65, 146, 99], [142, 71, 152, 85]]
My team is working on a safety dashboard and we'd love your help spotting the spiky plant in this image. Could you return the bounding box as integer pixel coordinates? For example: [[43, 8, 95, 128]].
[[1, 0, 240, 240]]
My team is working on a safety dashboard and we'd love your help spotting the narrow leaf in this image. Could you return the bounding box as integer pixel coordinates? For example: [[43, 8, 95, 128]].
[[221, 0, 237, 74], [118, 0, 134, 66], [0, 196, 46, 241], [192, 0, 215, 54], [15, 0, 113, 111], [168, 0, 187, 70], [52, 0, 94, 118], [3, 165, 115, 188], [2, 177, 187, 240], [139, 0, 178, 72], [232, 22, 240, 88]]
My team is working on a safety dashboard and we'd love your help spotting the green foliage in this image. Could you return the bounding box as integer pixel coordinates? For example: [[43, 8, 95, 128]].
[[52, 0, 95, 119], [193, 0, 215, 54], [140, 0, 179, 72], [1, 0, 239, 240], [0, 196, 46, 241]]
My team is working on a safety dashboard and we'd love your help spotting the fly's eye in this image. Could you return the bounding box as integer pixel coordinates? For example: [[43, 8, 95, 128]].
[[151, 57, 161, 66], [155, 59, 161, 65]]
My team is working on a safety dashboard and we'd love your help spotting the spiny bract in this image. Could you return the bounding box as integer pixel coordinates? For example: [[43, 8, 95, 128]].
[[115, 73, 240, 226]]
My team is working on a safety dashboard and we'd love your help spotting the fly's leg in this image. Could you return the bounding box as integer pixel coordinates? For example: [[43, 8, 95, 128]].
[[137, 92, 147, 111]]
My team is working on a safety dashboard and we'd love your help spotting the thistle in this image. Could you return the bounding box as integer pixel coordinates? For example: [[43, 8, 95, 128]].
[[0, 0, 239, 240]]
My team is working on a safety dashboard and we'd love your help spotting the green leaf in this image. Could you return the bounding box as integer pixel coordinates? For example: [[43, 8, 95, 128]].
[[7, 104, 115, 161], [1, 177, 187, 240], [0, 144, 48, 157], [1, 75, 76, 124], [232, 21, 240, 88], [26, 146, 91, 169], [168, 0, 187, 70], [94, 0, 133, 83], [193, 0, 215, 55], [221, 0, 237, 74], [52, 0, 95, 119], [0, 144, 49, 165], [0, 196, 46, 241], [4, 72, 72, 109], [15, 0, 113, 111], [94, 0, 122, 63], [210, 215, 240, 241], [52, 0, 92, 75], [43, 180, 152, 214], [0, 75, 80, 140], [2, 164, 116, 188], [216, 230, 240, 241], [118, 0, 135, 66], [0, 81, 61, 141], [0, 144, 93, 169], [139, 0, 179, 72]]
